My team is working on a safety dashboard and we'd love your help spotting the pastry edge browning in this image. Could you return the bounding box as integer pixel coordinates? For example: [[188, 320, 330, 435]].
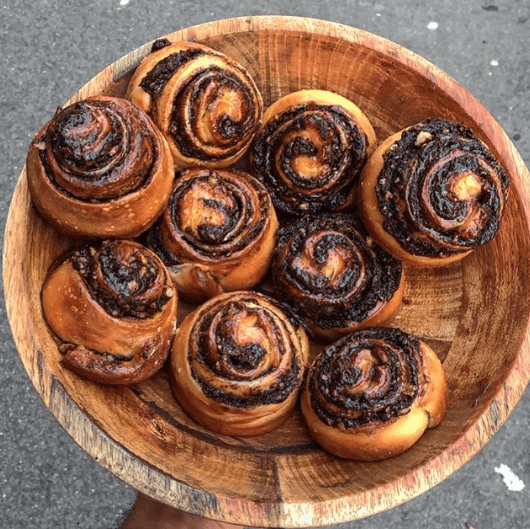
[[301, 340, 448, 461], [169, 292, 310, 437], [358, 127, 502, 266], [271, 213, 405, 343], [41, 252, 178, 385], [165, 210, 279, 300], [26, 96, 175, 239], [170, 355, 302, 437], [307, 266, 406, 343], [156, 168, 279, 303], [259, 89, 377, 156], [126, 41, 263, 170], [250, 89, 377, 215]]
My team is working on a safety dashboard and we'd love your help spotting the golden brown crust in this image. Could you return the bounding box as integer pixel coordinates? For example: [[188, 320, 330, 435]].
[[300, 327, 448, 460], [418, 341, 449, 428], [26, 96, 174, 239], [250, 89, 376, 215], [144, 167, 278, 304], [126, 39, 263, 169], [359, 119, 509, 266], [41, 240, 178, 384], [312, 276, 405, 343], [169, 291, 310, 436], [271, 213, 404, 342]]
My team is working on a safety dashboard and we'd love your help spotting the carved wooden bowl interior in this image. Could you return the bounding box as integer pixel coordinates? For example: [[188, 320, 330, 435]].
[[4, 16, 530, 528]]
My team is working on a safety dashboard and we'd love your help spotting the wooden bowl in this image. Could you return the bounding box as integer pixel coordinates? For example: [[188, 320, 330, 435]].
[[4, 16, 530, 528]]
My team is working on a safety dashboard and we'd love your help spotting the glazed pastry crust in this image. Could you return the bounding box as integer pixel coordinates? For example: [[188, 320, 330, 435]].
[[145, 167, 278, 303], [311, 274, 405, 343], [359, 132, 437, 265], [301, 330, 448, 461], [126, 39, 263, 169], [359, 120, 509, 266], [26, 96, 174, 239], [250, 89, 376, 215], [41, 240, 178, 384], [271, 213, 404, 342], [359, 131, 468, 266], [169, 291, 310, 436]]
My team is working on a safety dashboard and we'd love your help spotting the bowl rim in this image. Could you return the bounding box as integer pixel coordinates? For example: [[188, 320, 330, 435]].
[[4, 14, 530, 528]]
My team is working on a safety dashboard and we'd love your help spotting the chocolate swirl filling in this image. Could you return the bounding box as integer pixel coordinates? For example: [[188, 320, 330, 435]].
[[71, 240, 173, 319], [308, 327, 421, 429], [37, 99, 157, 202], [187, 293, 303, 408], [252, 103, 370, 214], [376, 119, 509, 258], [272, 213, 402, 331], [139, 44, 205, 100], [137, 42, 261, 164], [147, 168, 271, 263], [169, 66, 259, 161]]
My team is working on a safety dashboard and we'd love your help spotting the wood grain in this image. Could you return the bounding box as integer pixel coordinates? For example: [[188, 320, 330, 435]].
[[4, 16, 530, 528]]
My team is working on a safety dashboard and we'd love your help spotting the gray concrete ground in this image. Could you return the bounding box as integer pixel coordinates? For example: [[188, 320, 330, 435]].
[[1, 1, 530, 528]]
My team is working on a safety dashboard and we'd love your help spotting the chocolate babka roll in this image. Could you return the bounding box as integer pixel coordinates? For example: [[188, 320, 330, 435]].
[[144, 167, 278, 304], [250, 90, 376, 215], [26, 96, 173, 238], [41, 239, 178, 384], [301, 327, 448, 461], [126, 38, 263, 169], [359, 118, 510, 266], [170, 291, 310, 436], [271, 213, 404, 342]]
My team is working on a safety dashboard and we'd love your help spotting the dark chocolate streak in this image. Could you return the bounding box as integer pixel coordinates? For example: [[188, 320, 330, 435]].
[[150, 38, 171, 53], [139, 47, 206, 98], [251, 103, 369, 214], [189, 295, 302, 409], [141, 223, 179, 266], [376, 119, 509, 257], [308, 327, 420, 429], [72, 240, 172, 319], [38, 99, 157, 202], [272, 213, 402, 331]]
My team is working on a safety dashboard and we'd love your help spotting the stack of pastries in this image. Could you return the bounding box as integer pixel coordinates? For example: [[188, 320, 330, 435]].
[[29, 36, 509, 459]]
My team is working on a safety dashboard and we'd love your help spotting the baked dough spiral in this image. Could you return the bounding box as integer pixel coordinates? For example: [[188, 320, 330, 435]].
[[250, 90, 376, 215], [26, 96, 174, 238], [271, 213, 404, 342], [170, 291, 310, 436], [126, 38, 263, 169], [41, 239, 178, 384], [301, 327, 448, 460], [144, 167, 278, 303], [359, 118, 510, 266]]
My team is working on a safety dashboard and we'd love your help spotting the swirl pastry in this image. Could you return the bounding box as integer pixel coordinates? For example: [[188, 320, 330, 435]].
[[359, 118, 510, 266], [126, 38, 263, 169], [144, 167, 278, 303], [41, 239, 178, 384], [301, 327, 448, 461], [250, 89, 376, 215], [26, 96, 174, 239], [170, 291, 310, 436], [271, 213, 404, 342]]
